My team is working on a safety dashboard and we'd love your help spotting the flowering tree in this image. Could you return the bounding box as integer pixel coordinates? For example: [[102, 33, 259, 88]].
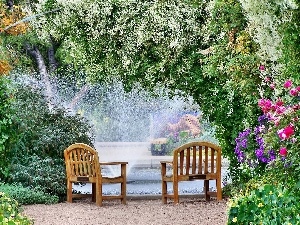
[[26, 0, 265, 166]]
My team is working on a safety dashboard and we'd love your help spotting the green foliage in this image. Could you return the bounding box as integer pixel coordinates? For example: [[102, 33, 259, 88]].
[[210, 0, 247, 34], [227, 184, 300, 225], [9, 155, 66, 198], [0, 183, 58, 205], [10, 82, 94, 157], [280, 2, 300, 82], [35, 0, 209, 86], [0, 77, 15, 180], [0, 192, 32, 225], [198, 0, 262, 183], [4, 77, 95, 199], [30, 0, 263, 185]]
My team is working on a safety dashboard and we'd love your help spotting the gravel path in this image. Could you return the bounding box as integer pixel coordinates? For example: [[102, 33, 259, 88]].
[[22, 198, 228, 225]]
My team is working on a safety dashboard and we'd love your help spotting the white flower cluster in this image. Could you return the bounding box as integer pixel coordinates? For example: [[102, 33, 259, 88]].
[[239, 0, 298, 62], [31, 0, 206, 79]]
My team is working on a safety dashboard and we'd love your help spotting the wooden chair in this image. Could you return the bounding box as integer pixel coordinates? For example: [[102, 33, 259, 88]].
[[160, 141, 222, 204], [64, 143, 128, 206]]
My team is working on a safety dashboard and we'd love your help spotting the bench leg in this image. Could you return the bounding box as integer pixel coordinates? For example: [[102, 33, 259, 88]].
[[66, 180, 73, 203], [161, 163, 168, 204], [96, 180, 103, 206], [121, 164, 127, 204], [216, 178, 222, 200], [92, 183, 96, 202], [204, 180, 210, 201], [162, 180, 167, 204], [173, 181, 179, 204]]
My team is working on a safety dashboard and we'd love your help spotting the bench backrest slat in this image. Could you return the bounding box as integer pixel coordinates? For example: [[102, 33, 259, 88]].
[[64, 143, 101, 178], [204, 146, 208, 174], [192, 146, 196, 174], [173, 142, 221, 177]]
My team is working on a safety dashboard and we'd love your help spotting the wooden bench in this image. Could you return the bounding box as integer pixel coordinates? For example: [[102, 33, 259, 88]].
[[64, 143, 128, 206], [160, 141, 222, 204]]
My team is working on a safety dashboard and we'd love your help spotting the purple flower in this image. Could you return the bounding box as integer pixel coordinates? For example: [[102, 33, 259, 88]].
[[284, 161, 293, 168], [235, 129, 252, 163], [240, 139, 247, 148], [255, 149, 264, 158], [268, 150, 276, 162], [258, 114, 269, 125], [235, 146, 246, 163]]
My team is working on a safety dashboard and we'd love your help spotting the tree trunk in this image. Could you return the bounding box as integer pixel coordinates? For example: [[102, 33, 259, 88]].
[[25, 42, 89, 112], [48, 37, 58, 74], [25, 43, 54, 109]]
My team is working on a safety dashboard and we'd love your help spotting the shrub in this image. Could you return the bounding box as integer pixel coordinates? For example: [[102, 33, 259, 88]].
[[0, 183, 58, 205], [10, 84, 95, 158], [10, 158, 65, 199], [8, 155, 66, 200], [0, 192, 32, 225], [227, 78, 300, 223], [0, 77, 15, 181], [231, 78, 299, 187], [5, 79, 95, 200], [227, 184, 300, 224]]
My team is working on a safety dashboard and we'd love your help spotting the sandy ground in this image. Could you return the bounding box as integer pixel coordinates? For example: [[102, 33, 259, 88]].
[[22, 197, 228, 225], [22, 143, 229, 224]]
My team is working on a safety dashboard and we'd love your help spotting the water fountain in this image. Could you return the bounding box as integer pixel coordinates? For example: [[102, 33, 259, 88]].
[[12, 73, 222, 196]]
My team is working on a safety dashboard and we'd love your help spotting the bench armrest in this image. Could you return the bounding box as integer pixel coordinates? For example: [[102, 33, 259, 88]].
[[100, 162, 128, 165], [161, 161, 173, 177]]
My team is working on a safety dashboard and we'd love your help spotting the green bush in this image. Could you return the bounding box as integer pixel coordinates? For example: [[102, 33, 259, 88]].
[[0, 191, 32, 225], [10, 84, 95, 158], [0, 77, 15, 181], [5, 79, 95, 200], [0, 183, 58, 205], [9, 155, 66, 198], [227, 184, 300, 225]]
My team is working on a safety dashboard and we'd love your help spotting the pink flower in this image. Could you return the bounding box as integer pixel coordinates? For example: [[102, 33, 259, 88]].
[[292, 104, 300, 111], [270, 83, 275, 89], [290, 88, 298, 96], [275, 106, 286, 114], [296, 86, 300, 92], [258, 99, 274, 113], [277, 125, 295, 140], [276, 99, 284, 107], [279, 147, 287, 157], [259, 65, 265, 71], [268, 114, 280, 126], [283, 80, 292, 88]]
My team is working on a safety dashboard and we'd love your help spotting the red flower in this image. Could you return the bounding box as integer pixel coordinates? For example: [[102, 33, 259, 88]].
[[290, 88, 298, 96], [279, 147, 287, 157], [276, 99, 284, 107], [277, 125, 294, 140], [283, 80, 292, 89]]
